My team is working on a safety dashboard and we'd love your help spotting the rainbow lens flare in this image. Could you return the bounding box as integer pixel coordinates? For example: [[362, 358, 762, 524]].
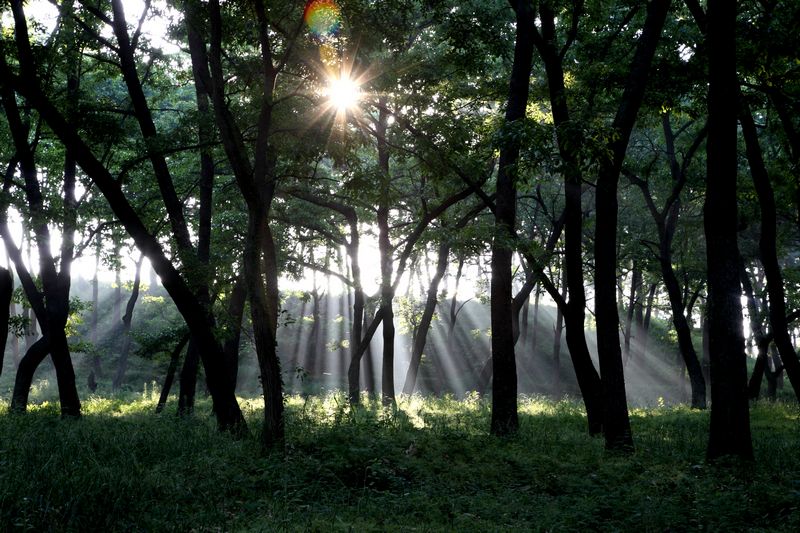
[[304, 0, 342, 40]]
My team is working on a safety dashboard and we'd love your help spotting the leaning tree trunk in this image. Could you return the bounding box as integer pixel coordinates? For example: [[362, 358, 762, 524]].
[[704, 0, 753, 461], [112, 255, 144, 391], [659, 252, 707, 408], [741, 264, 769, 401], [156, 332, 191, 414], [403, 242, 449, 395], [741, 100, 800, 402]]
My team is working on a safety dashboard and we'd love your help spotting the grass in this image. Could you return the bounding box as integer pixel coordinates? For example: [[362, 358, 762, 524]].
[[0, 393, 799, 532]]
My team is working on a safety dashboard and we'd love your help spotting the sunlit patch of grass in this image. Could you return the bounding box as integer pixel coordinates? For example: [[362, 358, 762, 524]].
[[1, 393, 799, 531]]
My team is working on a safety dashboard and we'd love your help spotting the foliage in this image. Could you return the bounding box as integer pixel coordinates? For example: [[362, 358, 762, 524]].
[[0, 395, 798, 531]]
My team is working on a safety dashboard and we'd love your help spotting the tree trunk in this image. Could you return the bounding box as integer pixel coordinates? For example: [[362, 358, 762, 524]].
[[535, 4, 603, 436], [623, 262, 641, 363], [113, 256, 144, 390], [519, 291, 530, 348], [660, 257, 707, 408], [552, 267, 566, 397], [593, 0, 670, 452], [113, 259, 122, 330], [403, 242, 449, 395], [9, 264, 20, 367], [704, 0, 753, 461], [741, 264, 768, 401], [88, 237, 101, 390], [156, 333, 190, 414], [376, 104, 396, 408], [530, 289, 540, 351], [489, 0, 534, 436], [641, 282, 656, 358], [223, 273, 247, 391], [0, 268, 12, 377], [740, 100, 800, 403], [10, 337, 50, 412], [0, 47, 81, 417]]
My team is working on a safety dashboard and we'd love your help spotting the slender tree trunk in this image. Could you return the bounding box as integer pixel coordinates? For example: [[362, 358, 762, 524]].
[[705, 0, 753, 461], [623, 262, 641, 363], [156, 333, 190, 414], [741, 264, 768, 401], [520, 292, 530, 348], [530, 289, 540, 351], [113, 256, 144, 390], [113, 240, 122, 325], [376, 104, 396, 408], [641, 282, 656, 358], [8, 264, 20, 367], [178, 340, 200, 413], [88, 237, 101, 390], [660, 258, 707, 408], [553, 266, 566, 396], [347, 238, 366, 403], [489, 0, 534, 436], [0, 268, 12, 377], [536, 4, 603, 435], [740, 100, 800, 402], [363, 309, 376, 397], [593, 0, 670, 452], [223, 274, 247, 391], [447, 256, 465, 358], [403, 242, 449, 395]]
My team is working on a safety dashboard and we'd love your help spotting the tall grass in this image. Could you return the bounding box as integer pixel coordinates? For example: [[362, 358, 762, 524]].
[[1, 394, 798, 531]]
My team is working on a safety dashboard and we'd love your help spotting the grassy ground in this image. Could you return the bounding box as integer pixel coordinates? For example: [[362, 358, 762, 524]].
[[0, 393, 799, 532]]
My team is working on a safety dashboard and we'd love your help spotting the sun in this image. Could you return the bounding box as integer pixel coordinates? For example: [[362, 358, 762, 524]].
[[326, 76, 360, 111]]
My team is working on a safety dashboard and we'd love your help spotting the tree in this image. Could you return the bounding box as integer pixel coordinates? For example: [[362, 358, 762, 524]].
[[627, 114, 708, 408], [1, 0, 246, 433], [704, 0, 753, 461]]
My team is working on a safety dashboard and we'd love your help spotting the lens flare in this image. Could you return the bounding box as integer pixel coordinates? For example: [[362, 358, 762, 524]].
[[304, 0, 342, 40]]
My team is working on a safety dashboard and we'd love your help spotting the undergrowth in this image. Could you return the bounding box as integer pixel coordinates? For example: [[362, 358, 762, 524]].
[[0, 393, 798, 531]]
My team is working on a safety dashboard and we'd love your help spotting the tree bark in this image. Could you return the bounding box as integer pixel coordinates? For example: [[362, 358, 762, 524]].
[[704, 0, 753, 461], [553, 266, 567, 397], [377, 104, 396, 407], [0, 268, 13, 377], [223, 273, 247, 391], [403, 242, 449, 395], [10, 337, 50, 412], [488, 0, 534, 436], [623, 262, 641, 363], [88, 237, 101, 390], [156, 333, 190, 414], [593, 0, 670, 452], [740, 100, 800, 403], [535, 3, 603, 436], [113, 256, 144, 390]]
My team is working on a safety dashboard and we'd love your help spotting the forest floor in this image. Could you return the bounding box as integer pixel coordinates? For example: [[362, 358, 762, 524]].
[[0, 393, 799, 532]]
